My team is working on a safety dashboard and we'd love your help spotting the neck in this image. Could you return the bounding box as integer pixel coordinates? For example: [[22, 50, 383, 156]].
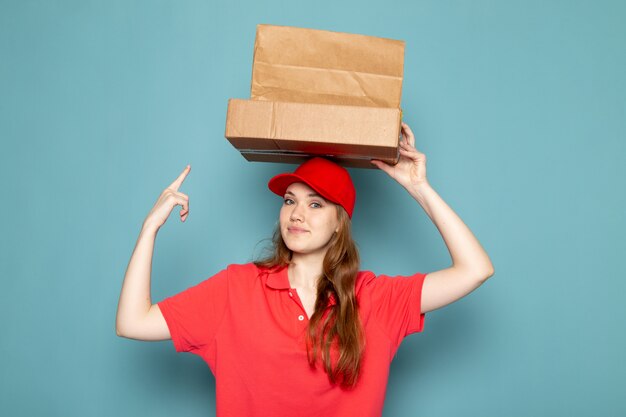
[[288, 251, 326, 290]]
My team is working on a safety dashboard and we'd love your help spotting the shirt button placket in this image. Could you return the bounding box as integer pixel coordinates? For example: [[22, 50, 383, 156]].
[[287, 290, 307, 323]]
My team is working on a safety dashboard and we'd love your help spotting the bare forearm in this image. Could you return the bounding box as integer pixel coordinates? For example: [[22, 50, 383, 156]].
[[116, 222, 159, 335], [408, 183, 494, 277]]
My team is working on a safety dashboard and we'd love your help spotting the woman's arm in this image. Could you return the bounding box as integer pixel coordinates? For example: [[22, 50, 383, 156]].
[[406, 182, 494, 313], [115, 165, 191, 340], [372, 124, 494, 314], [116, 224, 170, 340]]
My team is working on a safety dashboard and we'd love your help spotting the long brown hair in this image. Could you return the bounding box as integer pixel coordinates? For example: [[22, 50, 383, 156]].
[[254, 206, 365, 388]]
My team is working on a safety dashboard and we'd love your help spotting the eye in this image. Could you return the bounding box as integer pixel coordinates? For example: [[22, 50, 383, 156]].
[[283, 198, 294, 205], [310, 202, 322, 209]]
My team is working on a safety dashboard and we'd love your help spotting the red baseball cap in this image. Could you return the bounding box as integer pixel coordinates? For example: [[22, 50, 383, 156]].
[[268, 157, 356, 218]]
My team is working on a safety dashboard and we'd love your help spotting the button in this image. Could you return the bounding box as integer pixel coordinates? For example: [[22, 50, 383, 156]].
[[289, 292, 293, 297], [298, 315, 304, 321]]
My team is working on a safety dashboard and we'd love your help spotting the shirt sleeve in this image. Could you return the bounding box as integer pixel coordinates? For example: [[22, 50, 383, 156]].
[[157, 268, 229, 355], [367, 271, 427, 350]]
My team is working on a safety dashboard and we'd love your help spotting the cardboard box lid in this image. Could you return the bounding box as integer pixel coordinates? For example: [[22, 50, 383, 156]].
[[251, 24, 405, 108]]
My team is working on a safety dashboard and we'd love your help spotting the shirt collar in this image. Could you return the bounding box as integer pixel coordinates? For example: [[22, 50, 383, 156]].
[[264, 265, 291, 290], [263, 265, 337, 306]]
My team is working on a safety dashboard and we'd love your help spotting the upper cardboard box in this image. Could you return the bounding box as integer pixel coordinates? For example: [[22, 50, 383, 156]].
[[250, 24, 405, 108]]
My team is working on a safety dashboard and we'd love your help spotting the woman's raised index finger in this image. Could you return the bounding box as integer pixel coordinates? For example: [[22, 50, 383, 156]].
[[168, 165, 191, 191]]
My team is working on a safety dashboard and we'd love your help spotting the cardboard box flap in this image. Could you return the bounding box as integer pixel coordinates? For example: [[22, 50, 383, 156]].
[[251, 25, 404, 108]]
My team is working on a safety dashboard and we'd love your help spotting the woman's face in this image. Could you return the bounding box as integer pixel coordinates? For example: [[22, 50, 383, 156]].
[[280, 182, 339, 256]]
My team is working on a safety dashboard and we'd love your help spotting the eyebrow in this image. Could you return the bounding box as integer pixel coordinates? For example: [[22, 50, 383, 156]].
[[284, 191, 325, 200]]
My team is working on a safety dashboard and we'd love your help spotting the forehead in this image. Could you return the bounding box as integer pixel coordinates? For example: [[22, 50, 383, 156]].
[[285, 182, 316, 195], [284, 182, 327, 202]]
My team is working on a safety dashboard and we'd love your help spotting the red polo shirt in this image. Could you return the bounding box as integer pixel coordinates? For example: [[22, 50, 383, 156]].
[[157, 263, 426, 417]]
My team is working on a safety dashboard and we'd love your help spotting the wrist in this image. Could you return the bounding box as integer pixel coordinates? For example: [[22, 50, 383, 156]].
[[141, 220, 160, 235], [407, 180, 432, 196], [406, 181, 434, 206]]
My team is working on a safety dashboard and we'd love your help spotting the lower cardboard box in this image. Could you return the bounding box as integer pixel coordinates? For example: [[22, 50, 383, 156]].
[[225, 99, 401, 169]]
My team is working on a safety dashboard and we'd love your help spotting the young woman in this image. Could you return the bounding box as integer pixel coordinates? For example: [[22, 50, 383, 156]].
[[116, 122, 494, 417]]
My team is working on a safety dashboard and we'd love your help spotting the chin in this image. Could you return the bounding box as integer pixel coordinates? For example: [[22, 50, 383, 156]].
[[284, 241, 306, 254], [283, 239, 312, 255]]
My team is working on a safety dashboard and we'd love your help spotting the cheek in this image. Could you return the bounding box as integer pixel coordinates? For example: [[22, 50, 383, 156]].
[[313, 215, 338, 236], [279, 206, 289, 223], [278, 210, 289, 240]]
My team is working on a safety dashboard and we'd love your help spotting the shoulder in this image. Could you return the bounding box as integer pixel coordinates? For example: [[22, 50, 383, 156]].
[[223, 263, 266, 280], [224, 262, 260, 274], [224, 263, 274, 285], [354, 270, 377, 295], [355, 269, 427, 294]]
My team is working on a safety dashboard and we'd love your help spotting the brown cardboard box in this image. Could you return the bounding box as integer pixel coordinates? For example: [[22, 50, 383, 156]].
[[225, 24, 405, 168]]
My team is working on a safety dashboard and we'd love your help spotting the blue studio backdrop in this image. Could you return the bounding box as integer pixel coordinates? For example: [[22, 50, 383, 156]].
[[1, 1, 625, 416]]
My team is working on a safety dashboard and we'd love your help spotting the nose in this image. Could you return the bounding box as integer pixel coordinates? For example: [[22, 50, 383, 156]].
[[289, 203, 304, 222]]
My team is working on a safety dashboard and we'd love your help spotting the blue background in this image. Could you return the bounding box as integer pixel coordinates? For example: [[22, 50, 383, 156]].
[[1, 1, 625, 416]]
